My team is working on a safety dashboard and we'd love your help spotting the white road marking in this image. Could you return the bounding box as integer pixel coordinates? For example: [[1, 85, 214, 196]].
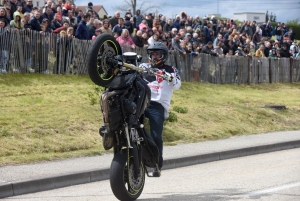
[[245, 182, 300, 197]]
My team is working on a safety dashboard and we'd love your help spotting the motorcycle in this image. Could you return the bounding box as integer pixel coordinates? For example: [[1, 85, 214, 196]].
[[86, 34, 172, 201]]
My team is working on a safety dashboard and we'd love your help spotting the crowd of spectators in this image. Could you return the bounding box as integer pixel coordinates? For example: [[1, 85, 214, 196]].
[[0, 0, 299, 72]]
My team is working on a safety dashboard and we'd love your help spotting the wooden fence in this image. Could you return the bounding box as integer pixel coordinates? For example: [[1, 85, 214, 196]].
[[1, 28, 300, 84]]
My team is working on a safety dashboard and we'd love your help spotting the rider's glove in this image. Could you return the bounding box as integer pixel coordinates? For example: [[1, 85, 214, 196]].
[[164, 71, 174, 83]]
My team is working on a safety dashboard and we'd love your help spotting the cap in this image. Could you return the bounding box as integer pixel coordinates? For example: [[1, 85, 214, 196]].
[[95, 28, 102, 32], [88, 2, 93, 6], [185, 33, 191, 37]]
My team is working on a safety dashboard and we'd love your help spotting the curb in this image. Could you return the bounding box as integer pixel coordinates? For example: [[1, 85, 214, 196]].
[[1, 140, 300, 198]]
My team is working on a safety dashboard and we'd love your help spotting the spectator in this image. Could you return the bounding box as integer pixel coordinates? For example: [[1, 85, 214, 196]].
[[57, 26, 74, 73], [262, 21, 273, 38], [0, 18, 9, 74], [92, 28, 102, 40], [75, 13, 90, 40], [192, 41, 201, 53], [51, 13, 62, 30], [213, 34, 223, 49], [160, 15, 166, 28], [146, 13, 153, 29], [206, 29, 215, 44], [100, 19, 112, 35], [85, 2, 93, 13], [214, 42, 224, 57], [163, 18, 172, 33], [141, 32, 149, 47], [63, 9, 77, 29], [116, 29, 135, 49], [264, 41, 271, 57], [172, 33, 186, 55], [280, 43, 291, 58], [41, 6, 53, 22], [41, 18, 51, 33], [252, 29, 261, 52], [125, 8, 132, 18], [10, 11, 22, 29], [269, 48, 279, 58], [147, 33, 159, 45], [89, 18, 101, 39], [124, 15, 133, 35], [71, 4, 78, 16], [201, 41, 217, 56], [0, 6, 10, 23], [53, 20, 69, 33], [231, 38, 241, 53], [76, 9, 82, 24], [132, 30, 144, 48], [139, 19, 148, 32], [109, 11, 120, 28], [113, 31, 119, 39], [133, 9, 142, 30], [7, 0, 18, 20], [54, 6, 63, 21], [30, 10, 42, 32], [173, 15, 180, 32], [112, 17, 125, 37], [86, 16, 94, 30], [42, 0, 52, 13], [14, 5, 23, 18], [62, 0, 72, 16], [22, 12, 31, 30], [255, 44, 265, 57], [274, 22, 283, 42], [22, 0, 33, 14], [51, 2, 57, 14], [153, 16, 162, 32], [4, 4, 11, 21]]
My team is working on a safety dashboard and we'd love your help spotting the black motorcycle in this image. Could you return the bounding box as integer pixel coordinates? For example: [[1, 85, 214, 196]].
[[86, 34, 172, 201]]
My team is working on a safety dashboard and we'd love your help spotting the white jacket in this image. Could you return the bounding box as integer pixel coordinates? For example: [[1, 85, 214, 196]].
[[140, 63, 181, 118]]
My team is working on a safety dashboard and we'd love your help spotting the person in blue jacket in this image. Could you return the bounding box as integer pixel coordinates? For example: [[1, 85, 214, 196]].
[[75, 13, 90, 40]]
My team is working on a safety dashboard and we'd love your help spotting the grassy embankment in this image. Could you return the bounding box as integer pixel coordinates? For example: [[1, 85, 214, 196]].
[[1, 74, 300, 165]]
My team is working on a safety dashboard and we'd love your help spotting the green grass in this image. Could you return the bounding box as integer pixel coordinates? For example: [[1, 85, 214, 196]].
[[1, 74, 300, 165]]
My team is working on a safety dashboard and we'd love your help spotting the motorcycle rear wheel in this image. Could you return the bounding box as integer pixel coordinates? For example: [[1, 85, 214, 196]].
[[87, 34, 122, 87], [110, 150, 145, 201]]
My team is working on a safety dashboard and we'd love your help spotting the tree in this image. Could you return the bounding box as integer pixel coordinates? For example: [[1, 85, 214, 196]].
[[287, 18, 300, 26], [112, 0, 165, 16], [269, 12, 273, 22], [265, 10, 269, 23], [273, 14, 277, 23]]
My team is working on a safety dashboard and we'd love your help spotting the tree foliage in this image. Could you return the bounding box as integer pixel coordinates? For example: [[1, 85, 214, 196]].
[[265, 10, 277, 22], [287, 18, 300, 26], [112, 0, 165, 16]]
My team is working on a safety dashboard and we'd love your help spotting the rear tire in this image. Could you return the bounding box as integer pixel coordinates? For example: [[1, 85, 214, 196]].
[[87, 34, 122, 87], [110, 150, 145, 201]]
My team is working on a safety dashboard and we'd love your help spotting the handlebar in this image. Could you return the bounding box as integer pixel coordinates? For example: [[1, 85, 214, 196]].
[[122, 62, 173, 82]]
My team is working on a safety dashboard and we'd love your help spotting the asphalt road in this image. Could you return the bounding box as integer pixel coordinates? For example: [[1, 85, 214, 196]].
[[3, 148, 300, 201]]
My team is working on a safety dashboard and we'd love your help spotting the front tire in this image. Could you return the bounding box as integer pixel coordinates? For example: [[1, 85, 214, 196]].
[[110, 150, 145, 201], [87, 34, 122, 87]]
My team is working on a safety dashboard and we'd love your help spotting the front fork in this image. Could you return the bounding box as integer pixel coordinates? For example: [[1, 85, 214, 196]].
[[124, 123, 143, 177]]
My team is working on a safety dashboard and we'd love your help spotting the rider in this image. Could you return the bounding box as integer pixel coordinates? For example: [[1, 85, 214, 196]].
[[141, 42, 181, 177]]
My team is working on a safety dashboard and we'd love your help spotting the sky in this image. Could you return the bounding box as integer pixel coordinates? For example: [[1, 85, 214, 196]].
[[77, 0, 300, 23]]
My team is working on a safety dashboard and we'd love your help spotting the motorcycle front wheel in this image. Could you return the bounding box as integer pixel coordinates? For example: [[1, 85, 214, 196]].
[[87, 34, 122, 87], [110, 150, 145, 201]]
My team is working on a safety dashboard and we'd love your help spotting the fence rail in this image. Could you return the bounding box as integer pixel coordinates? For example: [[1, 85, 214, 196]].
[[1, 29, 300, 84]]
